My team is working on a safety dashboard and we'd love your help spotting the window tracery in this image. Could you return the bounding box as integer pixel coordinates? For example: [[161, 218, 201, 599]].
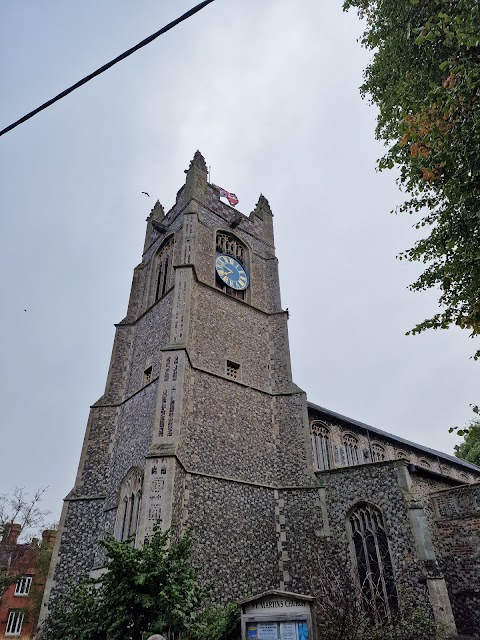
[[216, 232, 245, 262], [371, 443, 386, 462], [343, 434, 360, 466], [311, 422, 332, 471], [418, 458, 431, 469], [348, 502, 398, 623], [215, 232, 247, 300], [115, 468, 143, 543], [154, 235, 174, 301], [395, 450, 409, 461]]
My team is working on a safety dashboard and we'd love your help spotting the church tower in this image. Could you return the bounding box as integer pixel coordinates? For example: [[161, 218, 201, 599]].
[[44, 151, 315, 605]]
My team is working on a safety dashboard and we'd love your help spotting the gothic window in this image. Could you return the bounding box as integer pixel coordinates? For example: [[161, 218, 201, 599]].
[[418, 458, 431, 469], [310, 422, 332, 471], [371, 443, 386, 462], [395, 450, 409, 461], [349, 503, 398, 623], [215, 232, 247, 300], [115, 468, 143, 543], [459, 472, 470, 483], [153, 235, 174, 301], [343, 434, 360, 466]]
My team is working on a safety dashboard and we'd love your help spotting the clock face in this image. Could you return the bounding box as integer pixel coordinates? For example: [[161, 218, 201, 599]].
[[215, 254, 249, 290]]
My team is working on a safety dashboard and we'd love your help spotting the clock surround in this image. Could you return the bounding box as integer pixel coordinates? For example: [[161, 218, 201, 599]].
[[215, 253, 249, 291]]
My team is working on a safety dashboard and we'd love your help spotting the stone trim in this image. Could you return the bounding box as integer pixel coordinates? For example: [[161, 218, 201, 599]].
[[147, 452, 319, 492], [275, 489, 291, 590], [430, 483, 480, 521], [143, 189, 278, 260], [92, 346, 303, 410], [316, 458, 469, 485], [63, 494, 106, 502], [117, 263, 288, 329], [115, 285, 175, 327]]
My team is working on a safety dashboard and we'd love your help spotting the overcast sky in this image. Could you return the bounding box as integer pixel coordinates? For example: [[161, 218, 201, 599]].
[[1, 0, 478, 526]]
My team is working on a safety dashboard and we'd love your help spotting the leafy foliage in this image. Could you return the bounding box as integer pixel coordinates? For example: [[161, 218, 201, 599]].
[[28, 541, 54, 627], [192, 603, 240, 640], [0, 571, 17, 598], [41, 527, 239, 640], [343, 0, 480, 358], [454, 418, 480, 465]]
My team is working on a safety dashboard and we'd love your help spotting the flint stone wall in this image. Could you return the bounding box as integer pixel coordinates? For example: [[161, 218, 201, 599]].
[[50, 499, 104, 595], [186, 474, 278, 603], [431, 483, 480, 637], [317, 462, 432, 614]]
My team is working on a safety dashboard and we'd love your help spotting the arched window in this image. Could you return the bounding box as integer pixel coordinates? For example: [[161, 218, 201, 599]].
[[344, 434, 360, 466], [418, 458, 431, 469], [310, 422, 332, 471], [371, 443, 386, 462], [348, 503, 398, 623], [215, 232, 248, 300], [395, 450, 409, 461], [115, 468, 143, 543], [459, 472, 470, 483], [154, 235, 174, 301]]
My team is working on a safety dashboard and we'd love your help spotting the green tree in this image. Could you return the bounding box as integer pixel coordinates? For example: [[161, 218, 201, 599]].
[[454, 419, 480, 466], [41, 526, 239, 640], [343, 0, 480, 358]]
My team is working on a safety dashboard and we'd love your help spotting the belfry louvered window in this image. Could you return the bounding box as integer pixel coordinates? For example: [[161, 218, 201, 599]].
[[349, 503, 398, 623], [154, 235, 174, 301], [215, 232, 247, 300], [311, 422, 331, 470], [344, 434, 360, 466], [371, 443, 386, 462]]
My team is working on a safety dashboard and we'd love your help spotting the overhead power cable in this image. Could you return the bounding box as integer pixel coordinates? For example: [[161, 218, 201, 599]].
[[0, 0, 216, 138]]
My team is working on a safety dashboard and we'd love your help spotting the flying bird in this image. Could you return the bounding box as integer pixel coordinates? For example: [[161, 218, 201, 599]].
[[141, 192, 150, 197], [24, 309, 27, 312]]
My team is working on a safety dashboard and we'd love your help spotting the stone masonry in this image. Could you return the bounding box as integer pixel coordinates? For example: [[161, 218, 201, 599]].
[[41, 152, 480, 639]]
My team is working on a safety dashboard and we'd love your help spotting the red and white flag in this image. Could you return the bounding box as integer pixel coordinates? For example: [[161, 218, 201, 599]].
[[214, 184, 239, 207]]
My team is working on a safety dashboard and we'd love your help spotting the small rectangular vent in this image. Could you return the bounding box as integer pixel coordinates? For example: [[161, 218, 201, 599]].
[[226, 360, 240, 380], [143, 366, 152, 386]]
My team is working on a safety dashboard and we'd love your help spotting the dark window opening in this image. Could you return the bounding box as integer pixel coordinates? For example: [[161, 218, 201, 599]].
[[311, 422, 331, 471], [143, 366, 152, 386], [349, 503, 398, 623], [154, 236, 174, 301]]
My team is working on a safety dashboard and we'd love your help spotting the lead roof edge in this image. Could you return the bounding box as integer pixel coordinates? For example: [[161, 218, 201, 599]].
[[307, 401, 480, 473]]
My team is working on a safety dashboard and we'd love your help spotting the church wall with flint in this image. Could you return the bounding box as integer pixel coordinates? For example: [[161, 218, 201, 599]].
[[43, 152, 480, 640]]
